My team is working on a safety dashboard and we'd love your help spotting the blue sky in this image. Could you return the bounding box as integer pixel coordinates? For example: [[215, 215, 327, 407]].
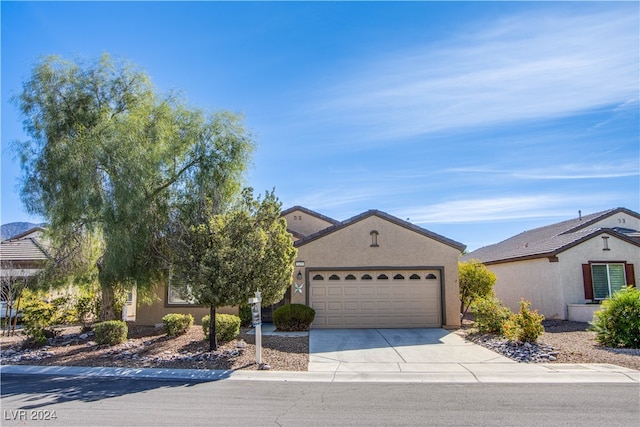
[[1, 1, 638, 251]]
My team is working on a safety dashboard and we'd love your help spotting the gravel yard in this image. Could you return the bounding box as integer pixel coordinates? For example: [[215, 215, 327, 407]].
[[1, 320, 639, 372], [0, 325, 308, 371], [460, 320, 640, 371]]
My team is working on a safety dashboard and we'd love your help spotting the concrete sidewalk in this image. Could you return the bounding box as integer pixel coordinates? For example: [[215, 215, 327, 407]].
[[1, 363, 638, 383]]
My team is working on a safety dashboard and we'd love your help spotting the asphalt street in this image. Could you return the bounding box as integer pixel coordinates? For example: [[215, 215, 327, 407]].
[[1, 374, 638, 426]]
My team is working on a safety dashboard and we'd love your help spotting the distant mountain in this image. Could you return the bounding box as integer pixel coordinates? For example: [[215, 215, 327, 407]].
[[1, 222, 46, 240]]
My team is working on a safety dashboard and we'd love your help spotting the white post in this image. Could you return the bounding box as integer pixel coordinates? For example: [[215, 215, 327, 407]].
[[249, 291, 262, 366], [255, 291, 262, 365]]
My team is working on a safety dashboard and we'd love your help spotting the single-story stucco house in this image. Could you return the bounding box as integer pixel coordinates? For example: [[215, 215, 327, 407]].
[[0, 227, 50, 317], [136, 206, 466, 329], [463, 208, 640, 322]]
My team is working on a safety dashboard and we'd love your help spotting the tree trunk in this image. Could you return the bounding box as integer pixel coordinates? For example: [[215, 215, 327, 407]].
[[11, 293, 23, 336], [100, 283, 117, 321], [209, 306, 217, 351]]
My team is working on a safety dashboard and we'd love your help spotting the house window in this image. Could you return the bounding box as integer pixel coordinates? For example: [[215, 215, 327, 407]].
[[312, 274, 324, 281], [409, 274, 421, 280], [345, 274, 356, 280], [329, 274, 340, 280], [361, 274, 373, 280], [591, 264, 626, 300], [167, 275, 197, 305], [393, 274, 405, 280], [370, 230, 379, 247], [377, 274, 389, 280], [426, 273, 437, 280]]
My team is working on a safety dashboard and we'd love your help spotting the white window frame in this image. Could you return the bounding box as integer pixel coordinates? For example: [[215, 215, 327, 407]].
[[167, 275, 198, 305]]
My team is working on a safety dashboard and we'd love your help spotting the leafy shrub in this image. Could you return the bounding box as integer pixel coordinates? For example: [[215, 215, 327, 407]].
[[471, 296, 511, 334], [502, 299, 545, 343], [75, 292, 100, 329], [22, 299, 56, 346], [202, 314, 241, 342], [50, 296, 77, 325], [273, 304, 315, 331], [162, 313, 194, 336], [591, 286, 640, 348], [93, 320, 128, 345], [238, 304, 252, 327]]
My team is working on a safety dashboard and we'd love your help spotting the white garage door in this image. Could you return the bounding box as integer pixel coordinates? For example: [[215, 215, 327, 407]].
[[309, 270, 441, 328]]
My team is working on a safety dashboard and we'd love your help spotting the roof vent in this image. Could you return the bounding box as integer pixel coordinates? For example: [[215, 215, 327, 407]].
[[578, 210, 582, 221]]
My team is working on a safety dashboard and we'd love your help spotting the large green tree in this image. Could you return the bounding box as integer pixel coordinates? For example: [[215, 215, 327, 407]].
[[12, 54, 253, 320], [459, 259, 497, 319], [171, 188, 296, 350]]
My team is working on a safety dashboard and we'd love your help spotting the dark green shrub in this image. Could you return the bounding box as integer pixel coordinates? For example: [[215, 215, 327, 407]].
[[471, 297, 511, 334], [94, 320, 128, 345], [502, 299, 545, 343], [591, 286, 640, 348], [273, 304, 315, 331], [162, 313, 194, 336], [202, 314, 241, 342], [238, 304, 252, 327]]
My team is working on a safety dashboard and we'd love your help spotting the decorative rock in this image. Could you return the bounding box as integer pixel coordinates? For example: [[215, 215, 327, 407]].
[[79, 334, 89, 339]]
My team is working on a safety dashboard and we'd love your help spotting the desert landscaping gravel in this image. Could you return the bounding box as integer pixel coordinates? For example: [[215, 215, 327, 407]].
[[460, 320, 640, 371], [1, 320, 638, 372]]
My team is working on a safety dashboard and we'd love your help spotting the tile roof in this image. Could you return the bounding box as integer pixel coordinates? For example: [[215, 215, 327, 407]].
[[465, 208, 640, 264], [281, 206, 340, 226], [294, 209, 466, 252], [0, 237, 50, 262]]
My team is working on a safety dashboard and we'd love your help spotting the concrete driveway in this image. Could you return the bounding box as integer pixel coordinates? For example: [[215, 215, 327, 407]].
[[309, 328, 515, 373]]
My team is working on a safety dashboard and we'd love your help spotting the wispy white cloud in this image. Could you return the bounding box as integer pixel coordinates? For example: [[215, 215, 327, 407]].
[[309, 6, 639, 142], [396, 193, 622, 224], [448, 161, 640, 180]]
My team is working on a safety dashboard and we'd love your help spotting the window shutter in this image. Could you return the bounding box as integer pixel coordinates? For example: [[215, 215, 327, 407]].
[[625, 264, 636, 287], [582, 264, 594, 300]]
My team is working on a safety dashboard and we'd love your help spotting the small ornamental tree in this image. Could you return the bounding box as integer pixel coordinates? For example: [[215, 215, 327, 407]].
[[459, 259, 497, 319], [170, 188, 296, 351]]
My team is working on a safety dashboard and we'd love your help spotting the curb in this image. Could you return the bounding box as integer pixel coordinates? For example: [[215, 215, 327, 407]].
[[1, 364, 638, 384]]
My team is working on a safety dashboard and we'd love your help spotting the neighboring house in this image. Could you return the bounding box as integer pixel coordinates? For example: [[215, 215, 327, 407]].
[[137, 206, 466, 329], [464, 208, 640, 322], [0, 227, 49, 317]]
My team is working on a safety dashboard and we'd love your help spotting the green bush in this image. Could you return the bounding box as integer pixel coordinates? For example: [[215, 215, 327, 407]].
[[94, 320, 128, 345], [273, 304, 315, 331], [162, 313, 194, 336], [22, 298, 56, 346], [471, 296, 511, 334], [591, 286, 640, 348], [50, 296, 77, 325], [238, 304, 252, 327], [502, 299, 545, 343], [202, 314, 241, 343]]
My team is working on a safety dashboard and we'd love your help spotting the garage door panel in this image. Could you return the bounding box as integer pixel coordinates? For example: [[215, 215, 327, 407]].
[[328, 302, 343, 310], [360, 286, 376, 296], [344, 301, 359, 310], [309, 269, 441, 328]]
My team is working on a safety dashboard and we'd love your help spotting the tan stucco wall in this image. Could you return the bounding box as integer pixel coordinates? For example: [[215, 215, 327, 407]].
[[489, 233, 640, 320], [135, 284, 238, 326], [490, 258, 561, 318], [283, 209, 334, 237], [291, 215, 462, 328]]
